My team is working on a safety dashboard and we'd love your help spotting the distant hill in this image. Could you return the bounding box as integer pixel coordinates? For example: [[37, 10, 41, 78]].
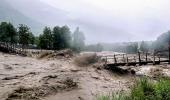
[[0, 0, 43, 35]]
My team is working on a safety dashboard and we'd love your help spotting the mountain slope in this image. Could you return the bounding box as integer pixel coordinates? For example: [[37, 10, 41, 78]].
[[0, 0, 44, 35]]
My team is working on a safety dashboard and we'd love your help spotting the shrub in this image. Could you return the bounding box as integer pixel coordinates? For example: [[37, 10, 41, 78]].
[[97, 78, 170, 100], [97, 92, 130, 100], [130, 78, 155, 100], [97, 95, 110, 100], [155, 79, 170, 100]]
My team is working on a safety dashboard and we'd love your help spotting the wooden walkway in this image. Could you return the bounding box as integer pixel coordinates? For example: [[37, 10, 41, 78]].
[[104, 51, 170, 67], [0, 42, 27, 56], [0, 42, 55, 57]]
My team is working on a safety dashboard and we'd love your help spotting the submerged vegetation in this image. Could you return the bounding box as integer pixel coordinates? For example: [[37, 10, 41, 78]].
[[97, 78, 170, 100]]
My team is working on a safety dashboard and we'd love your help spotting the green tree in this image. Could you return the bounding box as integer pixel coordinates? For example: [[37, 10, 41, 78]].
[[140, 41, 149, 52], [0, 22, 17, 43], [7, 22, 17, 44], [34, 36, 40, 48], [52, 25, 71, 50], [29, 32, 35, 45], [126, 42, 138, 54], [60, 26, 71, 49], [85, 43, 103, 52], [18, 24, 32, 48], [96, 43, 103, 52], [53, 26, 61, 50], [154, 31, 170, 51], [0, 22, 9, 42], [38, 34, 45, 49], [72, 27, 85, 52], [39, 27, 53, 49]]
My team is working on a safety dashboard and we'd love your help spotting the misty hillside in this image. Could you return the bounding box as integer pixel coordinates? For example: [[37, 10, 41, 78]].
[[0, 0, 43, 34], [4, 0, 70, 26]]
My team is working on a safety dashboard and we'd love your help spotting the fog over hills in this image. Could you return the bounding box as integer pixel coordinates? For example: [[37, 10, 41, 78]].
[[0, 0, 44, 35], [1, 0, 170, 44]]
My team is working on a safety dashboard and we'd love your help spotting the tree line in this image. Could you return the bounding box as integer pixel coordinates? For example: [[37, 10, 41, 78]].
[[0, 22, 85, 52], [109, 31, 170, 54], [110, 41, 153, 54], [1, 21, 169, 54]]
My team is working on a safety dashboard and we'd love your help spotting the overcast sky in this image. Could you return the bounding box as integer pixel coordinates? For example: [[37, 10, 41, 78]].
[[5, 0, 170, 44]]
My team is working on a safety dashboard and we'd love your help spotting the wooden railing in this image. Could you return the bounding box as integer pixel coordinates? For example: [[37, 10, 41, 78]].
[[0, 42, 55, 57], [104, 51, 170, 66], [0, 42, 27, 56]]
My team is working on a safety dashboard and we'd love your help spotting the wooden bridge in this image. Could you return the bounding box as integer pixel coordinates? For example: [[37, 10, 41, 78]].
[[0, 42, 28, 56], [0, 42, 54, 57], [104, 51, 170, 68]]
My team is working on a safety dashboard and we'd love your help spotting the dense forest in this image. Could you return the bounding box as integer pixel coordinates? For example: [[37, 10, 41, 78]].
[[0, 21, 170, 53], [0, 22, 85, 52]]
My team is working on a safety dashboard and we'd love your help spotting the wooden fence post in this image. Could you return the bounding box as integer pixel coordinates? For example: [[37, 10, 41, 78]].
[[138, 51, 141, 65], [134, 56, 136, 62], [123, 54, 125, 63], [114, 55, 117, 63], [105, 56, 107, 65], [169, 32, 170, 64], [145, 52, 148, 62], [169, 46, 170, 64], [153, 50, 155, 65], [127, 57, 129, 64]]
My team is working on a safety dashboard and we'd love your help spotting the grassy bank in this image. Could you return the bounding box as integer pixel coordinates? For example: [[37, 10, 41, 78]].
[[97, 78, 170, 100]]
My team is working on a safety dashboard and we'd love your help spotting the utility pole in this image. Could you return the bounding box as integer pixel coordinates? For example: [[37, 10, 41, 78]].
[[138, 51, 141, 65], [169, 31, 170, 64]]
